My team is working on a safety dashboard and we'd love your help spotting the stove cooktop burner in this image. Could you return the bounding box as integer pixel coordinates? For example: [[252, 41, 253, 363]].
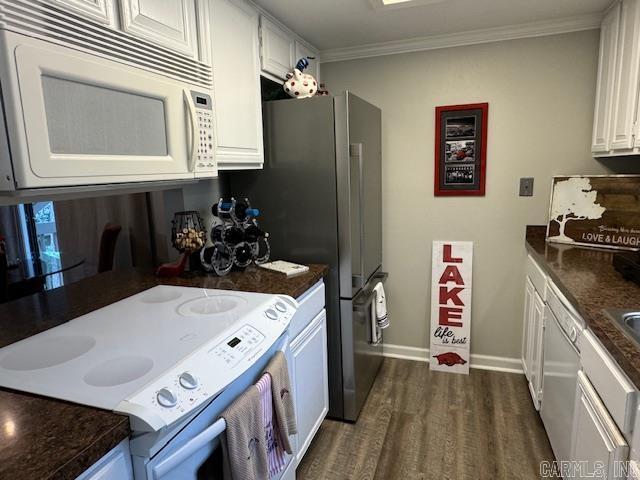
[[139, 288, 184, 304], [0, 335, 96, 371], [0, 285, 285, 411], [176, 294, 247, 316]]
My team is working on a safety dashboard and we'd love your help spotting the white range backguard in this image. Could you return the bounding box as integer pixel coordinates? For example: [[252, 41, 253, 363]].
[[0, 286, 296, 431]]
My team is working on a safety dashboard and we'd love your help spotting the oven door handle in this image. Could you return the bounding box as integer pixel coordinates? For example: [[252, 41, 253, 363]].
[[152, 417, 227, 477], [149, 334, 290, 478], [183, 89, 198, 173]]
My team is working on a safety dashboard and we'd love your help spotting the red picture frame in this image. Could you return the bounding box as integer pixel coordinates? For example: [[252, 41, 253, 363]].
[[434, 103, 488, 196]]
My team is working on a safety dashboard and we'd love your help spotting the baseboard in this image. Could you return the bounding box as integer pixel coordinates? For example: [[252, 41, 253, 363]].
[[382, 343, 524, 374]]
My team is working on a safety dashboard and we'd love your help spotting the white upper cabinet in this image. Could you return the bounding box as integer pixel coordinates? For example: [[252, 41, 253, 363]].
[[610, 0, 640, 150], [47, 0, 116, 26], [211, 0, 264, 169], [119, 0, 200, 59], [592, 2, 620, 154], [260, 16, 295, 80], [295, 41, 320, 83], [592, 0, 640, 157]]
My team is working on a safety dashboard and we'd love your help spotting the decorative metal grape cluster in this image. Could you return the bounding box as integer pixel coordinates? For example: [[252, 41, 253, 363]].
[[200, 198, 270, 276]]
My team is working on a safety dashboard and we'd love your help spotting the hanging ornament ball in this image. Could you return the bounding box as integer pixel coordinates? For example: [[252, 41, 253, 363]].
[[284, 57, 317, 99]]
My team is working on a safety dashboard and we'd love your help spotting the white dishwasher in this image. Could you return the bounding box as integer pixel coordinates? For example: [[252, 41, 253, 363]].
[[540, 285, 585, 466]]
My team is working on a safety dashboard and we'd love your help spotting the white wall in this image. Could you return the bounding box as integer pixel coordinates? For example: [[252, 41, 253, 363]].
[[182, 179, 223, 232], [322, 30, 634, 360]]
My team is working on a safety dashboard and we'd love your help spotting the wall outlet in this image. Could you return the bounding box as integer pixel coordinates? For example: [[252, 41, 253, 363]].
[[519, 177, 534, 196]]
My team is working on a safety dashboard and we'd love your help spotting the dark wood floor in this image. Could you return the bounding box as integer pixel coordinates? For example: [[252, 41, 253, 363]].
[[297, 358, 554, 480]]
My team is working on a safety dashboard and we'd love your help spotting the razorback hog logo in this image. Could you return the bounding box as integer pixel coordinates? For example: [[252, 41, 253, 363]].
[[433, 352, 467, 367]]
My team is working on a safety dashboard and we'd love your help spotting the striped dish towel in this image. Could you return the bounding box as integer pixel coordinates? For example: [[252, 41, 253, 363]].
[[256, 373, 288, 477], [373, 282, 389, 329]]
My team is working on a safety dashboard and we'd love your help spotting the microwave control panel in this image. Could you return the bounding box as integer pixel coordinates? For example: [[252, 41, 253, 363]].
[[191, 91, 216, 177]]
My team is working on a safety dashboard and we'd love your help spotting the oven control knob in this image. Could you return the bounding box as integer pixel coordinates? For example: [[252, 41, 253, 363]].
[[179, 372, 198, 390], [275, 301, 288, 313], [156, 388, 178, 408], [265, 308, 278, 320]]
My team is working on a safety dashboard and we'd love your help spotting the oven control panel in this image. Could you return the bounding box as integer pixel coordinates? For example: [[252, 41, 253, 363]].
[[212, 326, 266, 367], [118, 295, 297, 432]]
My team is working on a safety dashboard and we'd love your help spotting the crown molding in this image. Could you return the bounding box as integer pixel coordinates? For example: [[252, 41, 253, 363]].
[[320, 12, 602, 63]]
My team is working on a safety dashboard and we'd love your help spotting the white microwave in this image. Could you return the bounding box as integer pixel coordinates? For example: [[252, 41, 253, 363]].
[[0, 28, 217, 191]]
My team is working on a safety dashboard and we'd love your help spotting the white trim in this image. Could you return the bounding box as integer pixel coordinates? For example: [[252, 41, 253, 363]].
[[382, 343, 524, 374], [320, 13, 602, 63]]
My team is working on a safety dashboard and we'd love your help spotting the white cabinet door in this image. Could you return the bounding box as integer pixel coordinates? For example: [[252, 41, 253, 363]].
[[211, 0, 264, 170], [76, 440, 133, 480], [528, 290, 545, 410], [592, 2, 621, 154], [291, 309, 329, 465], [46, 0, 116, 26], [260, 16, 295, 80], [571, 371, 629, 479], [611, 0, 640, 151], [295, 41, 320, 83], [521, 277, 535, 379], [119, 0, 200, 58]]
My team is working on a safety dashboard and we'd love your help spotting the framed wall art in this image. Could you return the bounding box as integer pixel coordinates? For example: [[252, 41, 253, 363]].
[[434, 103, 488, 196], [546, 175, 640, 251]]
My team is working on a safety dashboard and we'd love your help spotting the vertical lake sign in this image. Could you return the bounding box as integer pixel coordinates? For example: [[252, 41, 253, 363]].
[[430, 241, 473, 374]]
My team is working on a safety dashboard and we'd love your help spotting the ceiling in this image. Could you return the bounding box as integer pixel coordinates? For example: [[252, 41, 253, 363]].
[[253, 0, 612, 51]]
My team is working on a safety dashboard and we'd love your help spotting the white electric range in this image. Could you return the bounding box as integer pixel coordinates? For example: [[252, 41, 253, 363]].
[[0, 285, 297, 432]]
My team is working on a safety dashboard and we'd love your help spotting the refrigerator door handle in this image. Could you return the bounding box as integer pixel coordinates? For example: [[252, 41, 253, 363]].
[[371, 304, 382, 345], [350, 142, 365, 290], [353, 289, 381, 345], [353, 271, 388, 345]]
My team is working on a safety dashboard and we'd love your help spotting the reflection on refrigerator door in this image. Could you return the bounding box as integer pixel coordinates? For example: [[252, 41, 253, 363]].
[[340, 270, 387, 421]]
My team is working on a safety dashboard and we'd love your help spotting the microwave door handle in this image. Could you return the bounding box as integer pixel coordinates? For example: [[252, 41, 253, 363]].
[[183, 90, 198, 172]]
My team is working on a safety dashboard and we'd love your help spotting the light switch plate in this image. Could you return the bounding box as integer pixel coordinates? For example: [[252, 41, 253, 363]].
[[519, 177, 534, 196]]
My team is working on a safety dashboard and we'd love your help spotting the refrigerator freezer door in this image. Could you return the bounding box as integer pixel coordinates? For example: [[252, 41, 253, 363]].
[[336, 93, 383, 299], [228, 96, 347, 418], [341, 270, 387, 421]]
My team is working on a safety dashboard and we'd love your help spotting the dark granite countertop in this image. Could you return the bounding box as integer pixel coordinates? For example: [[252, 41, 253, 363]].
[[525, 226, 640, 390], [0, 264, 327, 480]]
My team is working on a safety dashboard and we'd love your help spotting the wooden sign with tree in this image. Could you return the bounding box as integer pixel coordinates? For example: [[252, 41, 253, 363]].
[[546, 175, 640, 250]]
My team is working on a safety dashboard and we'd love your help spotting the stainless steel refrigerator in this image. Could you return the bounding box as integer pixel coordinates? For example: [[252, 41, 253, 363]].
[[228, 92, 386, 421]]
